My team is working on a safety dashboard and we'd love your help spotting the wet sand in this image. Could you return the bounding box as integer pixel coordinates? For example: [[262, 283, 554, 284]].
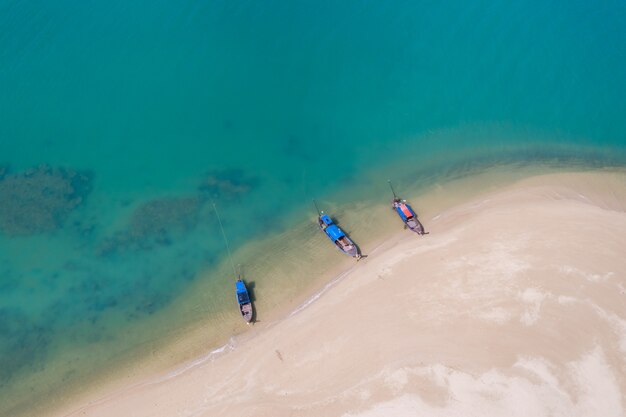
[[55, 170, 626, 417]]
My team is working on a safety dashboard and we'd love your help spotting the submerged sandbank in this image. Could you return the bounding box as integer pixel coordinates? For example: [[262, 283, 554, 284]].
[[53, 169, 626, 417]]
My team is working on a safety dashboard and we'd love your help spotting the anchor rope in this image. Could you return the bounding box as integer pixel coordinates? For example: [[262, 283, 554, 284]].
[[212, 202, 237, 277]]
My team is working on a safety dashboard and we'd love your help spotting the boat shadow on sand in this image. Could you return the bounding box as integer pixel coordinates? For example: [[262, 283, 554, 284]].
[[244, 280, 257, 303]]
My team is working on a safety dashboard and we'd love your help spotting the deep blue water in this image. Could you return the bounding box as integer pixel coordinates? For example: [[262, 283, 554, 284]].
[[1, 0, 625, 413]]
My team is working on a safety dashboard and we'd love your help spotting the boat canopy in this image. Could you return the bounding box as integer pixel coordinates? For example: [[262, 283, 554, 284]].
[[238, 291, 250, 305], [320, 214, 333, 226], [325, 224, 345, 241], [400, 204, 414, 219], [396, 204, 414, 221], [236, 281, 250, 304]]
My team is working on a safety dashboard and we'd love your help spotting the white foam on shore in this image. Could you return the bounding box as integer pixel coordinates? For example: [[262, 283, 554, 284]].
[[71, 237, 395, 415], [289, 270, 351, 317], [64, 338, 237, 416], [150, 337, 238, 385], [289, 240, 389, 317], [154, 239, 394, 385]]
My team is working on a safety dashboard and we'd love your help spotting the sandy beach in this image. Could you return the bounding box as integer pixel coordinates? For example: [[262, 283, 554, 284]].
[[55, 170, 626, 417]]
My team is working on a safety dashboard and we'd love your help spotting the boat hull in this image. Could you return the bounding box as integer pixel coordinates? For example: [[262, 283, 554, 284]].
[[240, 303, 253, 323], [236, 279, 254, 323]]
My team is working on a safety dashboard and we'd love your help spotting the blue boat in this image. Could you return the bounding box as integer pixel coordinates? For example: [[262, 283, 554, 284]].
[[317, 212, 361, 259], [388, 181, 426, 235], [235, 279, 254, 323], [214, 202, 256, 323]]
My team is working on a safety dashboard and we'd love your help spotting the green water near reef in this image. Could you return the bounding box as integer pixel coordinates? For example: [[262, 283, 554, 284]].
[[1, 0, 625, 413]]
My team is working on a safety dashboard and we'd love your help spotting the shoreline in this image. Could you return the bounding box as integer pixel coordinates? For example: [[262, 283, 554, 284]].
[[46, 166, 626, 417], [4, 152, 625, 417]]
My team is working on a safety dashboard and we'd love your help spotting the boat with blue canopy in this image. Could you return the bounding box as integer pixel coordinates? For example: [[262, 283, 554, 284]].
[[315, 203, 361, 258], [388, 181, 426, 235], [236, 278, 254, 323], [213, 202, 255, 324]]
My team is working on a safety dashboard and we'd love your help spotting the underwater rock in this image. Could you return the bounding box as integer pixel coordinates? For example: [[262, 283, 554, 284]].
[[198, 168, 259, 200], [129, 197, 200, 237], [98, 197, 201, 255], [0, 165, 92, 235]]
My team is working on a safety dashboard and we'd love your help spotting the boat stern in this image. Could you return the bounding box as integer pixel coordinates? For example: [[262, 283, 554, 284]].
[[240, 303, 254, 323], [407, 218, 425, 235], [346, 244, 360, 258]]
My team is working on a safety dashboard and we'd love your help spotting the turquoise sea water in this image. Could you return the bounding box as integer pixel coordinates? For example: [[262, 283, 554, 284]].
[[1, 0, 625, 413]]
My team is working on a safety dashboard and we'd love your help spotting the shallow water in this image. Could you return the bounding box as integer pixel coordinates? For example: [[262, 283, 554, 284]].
[[1, 0, 625, 414]]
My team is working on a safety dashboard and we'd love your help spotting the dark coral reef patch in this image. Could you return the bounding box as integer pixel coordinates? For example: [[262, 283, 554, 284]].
[[95, 168, 258, 255], [0, 165, 92, 235], [198, 168, 259, 200], [98, 197, 202, 255], [129, 197, 201, 238]]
